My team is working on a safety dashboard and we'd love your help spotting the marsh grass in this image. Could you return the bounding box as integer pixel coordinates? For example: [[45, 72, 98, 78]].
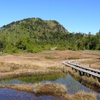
[[0, 73, 66, 84], [64, 91, 96, 100], [77, 58, 100, 70], [81, 76, 100, 87], [0, 84, 96, 99], [0, 50, 97, 81], [0, 83, 67, 95], [67, 57, 79, 60], [17, 73, 66, 83], [45, 56, 56, 59], [69, 67, 100, 91], [33, 83, 67, 95]]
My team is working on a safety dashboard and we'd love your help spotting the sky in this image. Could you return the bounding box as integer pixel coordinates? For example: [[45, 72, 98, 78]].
[[0, 0, 100, 34]]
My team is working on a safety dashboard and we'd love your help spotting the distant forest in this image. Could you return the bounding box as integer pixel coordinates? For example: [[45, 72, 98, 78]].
[[0, 18, 100, 53]]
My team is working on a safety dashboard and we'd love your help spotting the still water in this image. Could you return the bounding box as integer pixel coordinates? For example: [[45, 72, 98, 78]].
[[0, 74, 100, 100]]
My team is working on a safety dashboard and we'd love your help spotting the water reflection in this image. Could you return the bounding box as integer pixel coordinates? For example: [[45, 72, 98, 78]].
[[0, 74, 100, 100], [0, 88, 64, 100]]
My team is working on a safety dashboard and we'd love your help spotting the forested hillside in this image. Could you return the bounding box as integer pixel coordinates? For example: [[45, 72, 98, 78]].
[[0, 18, 100, 53]]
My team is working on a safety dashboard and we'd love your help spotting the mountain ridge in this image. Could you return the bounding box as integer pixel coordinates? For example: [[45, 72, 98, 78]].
[[0, 18, 68, 35], [0, 18, 99, 53]]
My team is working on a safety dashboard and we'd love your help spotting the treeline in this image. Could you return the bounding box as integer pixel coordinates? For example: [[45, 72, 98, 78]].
[[0, 18, 100, 53], [0, 31, 100, 53]]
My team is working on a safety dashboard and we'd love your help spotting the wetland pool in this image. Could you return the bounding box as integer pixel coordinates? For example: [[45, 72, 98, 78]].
[[0, 74, 100, 100]]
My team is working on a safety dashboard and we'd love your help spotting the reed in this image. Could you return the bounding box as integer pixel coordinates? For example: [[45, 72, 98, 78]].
[[0, 83, 96, 99], [0, 83, 67, 95], [69, 67, 100, 89], [17, 73, 66, 83], [64, 91, 96, 100], [0, 73, 66, 83]]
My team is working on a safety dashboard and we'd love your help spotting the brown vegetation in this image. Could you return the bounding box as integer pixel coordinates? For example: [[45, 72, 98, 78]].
[[0, 50, 99, 100], [0, 83, 96, 100], [64, 91, 96, 100], [68, 67, 100, 92], [0, 50, 98, 80], [0, 83, 67, 95], [77, 58, 100, 70]]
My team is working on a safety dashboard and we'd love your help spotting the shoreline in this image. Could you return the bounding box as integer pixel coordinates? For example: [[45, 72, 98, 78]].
[[0, 83, 96, 100], [0, 50, 99, 99], [68, 68, 100, 92]]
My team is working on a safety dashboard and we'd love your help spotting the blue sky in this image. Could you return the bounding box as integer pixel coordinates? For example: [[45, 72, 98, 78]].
[[0, 0, 100, 34]]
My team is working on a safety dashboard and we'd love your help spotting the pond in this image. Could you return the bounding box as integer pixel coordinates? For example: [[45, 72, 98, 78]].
[[0, 74, 100, 100], [0, 88, 64, 100]]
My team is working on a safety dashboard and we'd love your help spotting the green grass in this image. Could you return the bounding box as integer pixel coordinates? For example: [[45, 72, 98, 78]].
[[17, 73, 66, 83], [0, 73, 66, 83]]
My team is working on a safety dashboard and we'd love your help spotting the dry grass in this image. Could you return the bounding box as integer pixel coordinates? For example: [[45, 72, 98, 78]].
[[0, 83, 96, 100], [0, 83, 67, 95], [64, 91, 96, 100], [0, 50, 99, 80], [0, 50, 98, 99], [68, 67, 100, 91], [77, 58, 100, 70], [33, 83, 67, 94], [81, 76, 100, 87]]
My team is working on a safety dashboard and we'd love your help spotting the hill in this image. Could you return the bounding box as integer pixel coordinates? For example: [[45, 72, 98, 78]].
[[0, 18, 100, 53], [0, 18, 68, 35], [0, 18, 69, 53]]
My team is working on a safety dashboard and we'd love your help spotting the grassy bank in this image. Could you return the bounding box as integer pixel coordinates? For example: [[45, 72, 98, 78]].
[[64, 91, 96, 100], [0, 83, 96, 100], [0, 50, 98, 80], [0, 73, 66, 83], [0, 83, 67, 95], [77, 58, 100, 70], [17, 73, 66, 83], [0, 70, 64, 81], [0, 50, 98, 100], [68, 67, 100, 92]]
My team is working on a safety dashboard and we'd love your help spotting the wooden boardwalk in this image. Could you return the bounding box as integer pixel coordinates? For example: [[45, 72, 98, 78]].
[[62, 60, 100, 79]]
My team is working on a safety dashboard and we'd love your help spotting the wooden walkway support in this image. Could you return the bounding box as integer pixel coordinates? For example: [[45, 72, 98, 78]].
[[62, 60, 100, 82]]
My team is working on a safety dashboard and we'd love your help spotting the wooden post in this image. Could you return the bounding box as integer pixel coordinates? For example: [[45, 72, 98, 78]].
[[98, 78, 100, 82], [79, 71, 84, 76], [63, 65, 66, 73]]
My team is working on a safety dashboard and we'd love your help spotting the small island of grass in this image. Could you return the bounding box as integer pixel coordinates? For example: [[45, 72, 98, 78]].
[[0, 83, 96, 100]]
